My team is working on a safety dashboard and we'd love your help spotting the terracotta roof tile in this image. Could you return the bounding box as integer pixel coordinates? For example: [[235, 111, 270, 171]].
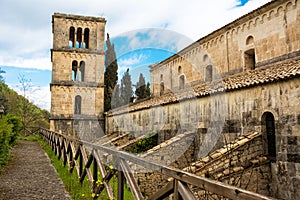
[[108, 59, 300, 116], [182, 132, 262, 173]]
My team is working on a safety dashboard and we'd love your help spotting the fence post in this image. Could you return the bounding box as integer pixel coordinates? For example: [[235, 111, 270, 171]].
[[118, 163, 124, 200]]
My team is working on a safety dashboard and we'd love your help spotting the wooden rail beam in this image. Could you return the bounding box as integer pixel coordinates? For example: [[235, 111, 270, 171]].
[[119, 159, 143, 200], [39, 128, 273, 200]]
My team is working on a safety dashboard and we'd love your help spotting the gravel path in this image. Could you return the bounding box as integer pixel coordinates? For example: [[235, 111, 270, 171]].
[[0, 140, 71, 200]]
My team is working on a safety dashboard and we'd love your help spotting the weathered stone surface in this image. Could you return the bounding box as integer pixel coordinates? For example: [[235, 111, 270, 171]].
[[50, 13, 106, 141]]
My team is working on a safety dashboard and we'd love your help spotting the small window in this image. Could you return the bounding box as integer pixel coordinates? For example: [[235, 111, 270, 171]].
[[84, 28, 90, 48], [160, 74, 163, 82], [74, 95, 82, 114], [262, 112, 276, 162], [244, 49, 256, 70], [203, 55, 209, 63], [76, 28, 83, 48], [72, 61, 78, 81], [205, 65, 213, 82], [80, 61, 85, 82], [246, 36, 254, 45], [69, 27, 75, 48], [160, 82, 164, 96], [179, 75, 185, 90], [178, 66, 182, 74]]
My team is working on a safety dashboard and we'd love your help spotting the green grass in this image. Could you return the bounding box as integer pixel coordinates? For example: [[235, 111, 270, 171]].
[[19, 135, 135, 200]]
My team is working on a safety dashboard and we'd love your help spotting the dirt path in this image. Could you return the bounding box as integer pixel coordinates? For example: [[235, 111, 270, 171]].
[[0, 140, 71, 200]]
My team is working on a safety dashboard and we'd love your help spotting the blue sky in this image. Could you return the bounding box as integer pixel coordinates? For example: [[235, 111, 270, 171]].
[[237, 0, 250, 7], [0, 0, 271, 110]]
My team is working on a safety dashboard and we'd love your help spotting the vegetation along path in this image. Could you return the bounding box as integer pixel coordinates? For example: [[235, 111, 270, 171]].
[[0, 140, 71, 200]]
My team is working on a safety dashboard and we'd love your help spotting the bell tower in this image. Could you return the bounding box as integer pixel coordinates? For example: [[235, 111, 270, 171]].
[[50, 13, 106, 141]]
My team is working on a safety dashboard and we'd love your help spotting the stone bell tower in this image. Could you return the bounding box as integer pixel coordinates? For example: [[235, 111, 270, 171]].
[[50, 13, 106, 141]]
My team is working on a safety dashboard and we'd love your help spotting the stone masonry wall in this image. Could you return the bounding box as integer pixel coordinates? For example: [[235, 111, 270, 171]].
[[50, 13, 106, 138], [107, 76, 300, 199], [185, 132, 272, 197], [131, 131, 197, 197]]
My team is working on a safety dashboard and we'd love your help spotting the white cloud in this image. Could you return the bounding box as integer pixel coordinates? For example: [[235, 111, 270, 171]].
[[0, 0, 272, 110], [13, 85, 51, 111], [119, 54, 147, 66], [0, 56, 51, 70], [0, 0, 272, 70]]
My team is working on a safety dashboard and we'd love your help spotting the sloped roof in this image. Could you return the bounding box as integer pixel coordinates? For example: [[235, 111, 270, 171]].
[[108, 59, 300, 116], [182, 132, 264, 175]]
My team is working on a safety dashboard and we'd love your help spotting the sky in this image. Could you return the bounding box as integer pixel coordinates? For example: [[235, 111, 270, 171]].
[[0, 0, 272, 111]]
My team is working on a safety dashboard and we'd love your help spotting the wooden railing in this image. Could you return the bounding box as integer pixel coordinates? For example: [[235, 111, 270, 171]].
[[39, 128, 273, 200]]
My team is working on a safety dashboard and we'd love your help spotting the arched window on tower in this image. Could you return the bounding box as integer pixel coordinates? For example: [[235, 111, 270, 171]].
[[262, 112, 276, 162], [76, 28, 82, 48], [83, 28, 90, 49], [205, 65, 213, 82], [74, 95, 82, 114], [69, 27, 75, 48], [80, 61, 85, 82], [72, 60, 78, 81], [179, 75, 185, 90]]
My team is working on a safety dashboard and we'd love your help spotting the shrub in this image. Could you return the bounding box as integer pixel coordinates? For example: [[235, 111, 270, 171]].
[[7, 115, 21, 145], [0, 117, 13, 169], [0, 115, 21, 170], [131, 131, 158, 154]]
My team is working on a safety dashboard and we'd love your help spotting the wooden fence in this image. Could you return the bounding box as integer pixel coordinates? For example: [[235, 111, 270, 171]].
[[39, 128, 273, 200]]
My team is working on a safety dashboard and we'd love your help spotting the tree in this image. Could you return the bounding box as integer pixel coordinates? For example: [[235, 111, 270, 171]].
[[104, 33, 119, 112], [0, 68, 5, 83], [120, 69, 133, 106], [135, 73, 151, 100], [111, 83, 122, 109], [17, 74, 49, 135]]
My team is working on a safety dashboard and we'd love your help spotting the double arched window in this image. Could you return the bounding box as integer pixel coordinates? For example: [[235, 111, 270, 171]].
[[69, 27, 90, 49], [72, 60, 85, 82]]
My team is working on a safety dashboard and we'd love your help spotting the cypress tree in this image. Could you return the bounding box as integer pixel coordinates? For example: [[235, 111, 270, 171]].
[[120, 69, 133, 106], [135, 73, 150, 100], [104, 33, 118, 112]]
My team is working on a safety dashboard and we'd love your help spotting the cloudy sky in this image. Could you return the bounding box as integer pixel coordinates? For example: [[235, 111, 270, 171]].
[[0, 0, 271, 110]]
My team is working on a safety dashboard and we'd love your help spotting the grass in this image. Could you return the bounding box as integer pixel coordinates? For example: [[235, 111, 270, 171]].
[[18, 135, 134, 200]]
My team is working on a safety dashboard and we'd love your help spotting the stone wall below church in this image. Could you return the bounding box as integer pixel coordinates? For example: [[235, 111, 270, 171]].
[[106, 76, 300, 199]]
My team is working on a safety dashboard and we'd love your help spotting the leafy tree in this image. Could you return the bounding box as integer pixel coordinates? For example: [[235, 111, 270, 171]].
[[120, 69, 133, 106], [135, 73, 151, 100], [0, 68, 5, 83], [104, 33, 119, 112]]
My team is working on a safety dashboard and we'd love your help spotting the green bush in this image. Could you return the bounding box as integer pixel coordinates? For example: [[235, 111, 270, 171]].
[[0, 115, 21, 170], [7, 115, 21, 145], [0, 117, 13, 169], [131, 131, 158, 154]]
